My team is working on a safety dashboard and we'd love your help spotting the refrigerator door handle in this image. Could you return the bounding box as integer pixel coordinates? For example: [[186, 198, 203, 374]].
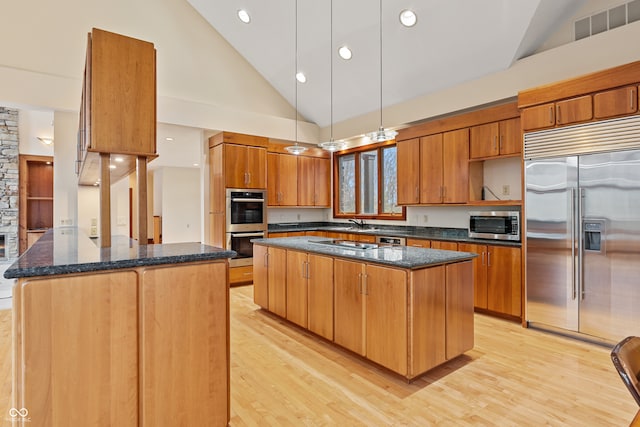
[[579, 188, 585, 300], [570, 188, 577, 300]]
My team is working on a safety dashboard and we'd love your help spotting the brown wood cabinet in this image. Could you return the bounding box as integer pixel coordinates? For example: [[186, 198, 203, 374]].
[[431, 240, 458, 251], [458, 243, 521, 318], [406, 238, 430, 248], [225, 144, 267, 189], [286, 250, 334, 340], [253, 244, 269, 308], [593, 85, 638, 119], [267, 153, 298, 205], [13, 261, 229, 426], [297, 156, 330, 207], [77, 28, 157, 186], [521, 103, 556, 131], [555, 95, 593, 125], [253, 242, 473, 379], [470, 117, 521, 159], [397, 131, 468, 205], [19, 155, 54, 254], [267, 247, 287, 317]]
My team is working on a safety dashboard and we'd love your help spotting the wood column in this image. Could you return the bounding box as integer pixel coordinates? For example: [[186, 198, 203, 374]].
[[137, 155, 148, 245], [100, 152, 111, 247]]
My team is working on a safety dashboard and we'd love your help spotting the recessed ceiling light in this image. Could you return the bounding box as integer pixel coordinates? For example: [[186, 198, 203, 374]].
[[114, 156, 124, 162], [193, 163, 199, 167], [399, 9, 417, 27], [296, 72, 307, 83], [165, 137, 174, 141], [109, 164, 116, 170], [338, 46, 352, 60], [237, 9, 251, 24]]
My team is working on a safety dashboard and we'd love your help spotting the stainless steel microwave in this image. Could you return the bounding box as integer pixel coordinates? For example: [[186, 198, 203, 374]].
[[468, 211, 520, 241]]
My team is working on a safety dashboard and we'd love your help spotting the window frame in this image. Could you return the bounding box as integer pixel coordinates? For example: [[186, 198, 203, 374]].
[[332, 140, 406, 220]]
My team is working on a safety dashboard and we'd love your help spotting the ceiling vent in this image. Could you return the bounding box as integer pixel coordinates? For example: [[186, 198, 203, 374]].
[[574, 0, 640, 40]]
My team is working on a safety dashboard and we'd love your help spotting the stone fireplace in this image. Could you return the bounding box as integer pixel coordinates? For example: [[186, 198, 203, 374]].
[[0, 107, 19, 261]]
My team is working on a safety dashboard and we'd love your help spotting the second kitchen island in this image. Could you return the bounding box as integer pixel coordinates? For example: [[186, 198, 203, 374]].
[[252, 236, 476, 380]]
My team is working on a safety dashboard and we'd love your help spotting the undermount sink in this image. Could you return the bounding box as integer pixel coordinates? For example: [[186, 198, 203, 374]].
[[313, 239, 380, 250]]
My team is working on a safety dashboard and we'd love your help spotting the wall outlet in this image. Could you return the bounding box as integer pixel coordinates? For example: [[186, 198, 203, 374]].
[[297, 214, 301, 220], [423, 215, 429, 223], [502, 185, 510, 196]]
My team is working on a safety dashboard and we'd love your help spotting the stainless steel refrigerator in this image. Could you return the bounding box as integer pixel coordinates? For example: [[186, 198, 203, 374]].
[[524, 116, 640, 344]]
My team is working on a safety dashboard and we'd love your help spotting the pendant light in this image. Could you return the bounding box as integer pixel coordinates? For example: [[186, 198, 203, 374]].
[[366, 0, 398, 143], [318, 0, 346, 153], [285, 0, 308, 155]]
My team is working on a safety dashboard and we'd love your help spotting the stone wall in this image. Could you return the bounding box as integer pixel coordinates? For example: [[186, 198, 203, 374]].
[[0, 107, 19, 259]]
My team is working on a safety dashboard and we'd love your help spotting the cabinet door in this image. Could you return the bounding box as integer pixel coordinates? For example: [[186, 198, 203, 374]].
[[334, 259, 365, 355], [307, 254, 334, 340], [431, 241, 458, 251], [286, 250, 308, 328], [141, 263, 228, 427], [458, 243, 488, 309], [224, 144, 248, 188], [555, 95, 592, 126], [365, 264, 407, 375], [487, 245, 522, 317], [442, 128, 469, 204], [297, 156, 315, 206], [594, 86, 638, 119], [18, 272, 138, 427], [397, 138, 421, 204], [253, 244, 269, 308], [246, 146, 266, 188], [521, 103, 555, 131], [267, 153, 279, 206], [268, 247, 288, 317], [445, 261, 474, 359], [313, 158, 331, 207], [499, 117, 521, 155], [420, 134, 444, 203], [406, 238, 430, 248], [470, 122, 499, 159]]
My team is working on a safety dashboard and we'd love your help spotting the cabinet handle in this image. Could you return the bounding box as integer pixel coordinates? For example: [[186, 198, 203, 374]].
[[549, 105, 554, 124], [247, 172, 251, 184], [264, 252, 269, 267], [305, 261, 310, 279], [415, 186, 419, 201], [481, 251, 485, 266], [631, 88, 636, 110], [499, 135, 503, 152], [358, 273, 363, 294], [493, 135, 498, 151], [487, 251, 491, 267], [555, 105, 560, 124], [363, 273, 368, 295]]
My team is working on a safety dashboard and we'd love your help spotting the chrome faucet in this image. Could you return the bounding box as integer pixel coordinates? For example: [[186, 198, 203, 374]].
[[348, 218, 366, 229]]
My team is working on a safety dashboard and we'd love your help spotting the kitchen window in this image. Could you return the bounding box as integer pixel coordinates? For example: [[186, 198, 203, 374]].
[[334, 142, 405, 220]]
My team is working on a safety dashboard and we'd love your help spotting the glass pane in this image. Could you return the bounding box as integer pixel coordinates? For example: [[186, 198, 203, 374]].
[[381, 146, 401, 214], [359, 150, 378, 214], [338, 154, 355, 214]]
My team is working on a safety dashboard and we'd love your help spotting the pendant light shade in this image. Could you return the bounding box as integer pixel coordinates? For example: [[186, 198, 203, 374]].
[[318, 0, 346, 153], [285, 0, 307, 155], [366, 0, 397, 143]]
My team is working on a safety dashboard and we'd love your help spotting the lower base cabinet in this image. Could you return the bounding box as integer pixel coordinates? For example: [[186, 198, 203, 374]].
[[458, 243, 522, 318], [253, 244, 474, 379], [13, 261, 229, 427]]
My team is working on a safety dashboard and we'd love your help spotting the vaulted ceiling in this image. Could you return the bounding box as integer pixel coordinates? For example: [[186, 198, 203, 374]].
[[188, 0, 587, 131]]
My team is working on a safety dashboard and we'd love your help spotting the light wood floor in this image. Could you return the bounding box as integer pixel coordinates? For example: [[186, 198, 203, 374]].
[[1, 286, 637, 426]]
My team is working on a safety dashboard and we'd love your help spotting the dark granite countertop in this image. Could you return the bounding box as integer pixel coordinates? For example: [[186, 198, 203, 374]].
[[252, 236, 476, 270], [268, 222, 521, 247], [4, 228, 237, 279]]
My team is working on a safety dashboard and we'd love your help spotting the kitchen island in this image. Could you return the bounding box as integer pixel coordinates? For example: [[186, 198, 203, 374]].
[[5, 228, 236, 427], [252, 236, 476, 380]]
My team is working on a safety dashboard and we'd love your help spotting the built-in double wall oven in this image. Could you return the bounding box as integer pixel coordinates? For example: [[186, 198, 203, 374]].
[[226, 188, 267, 267]]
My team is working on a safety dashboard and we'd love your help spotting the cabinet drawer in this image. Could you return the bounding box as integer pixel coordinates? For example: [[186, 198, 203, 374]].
[[406, 238, 430, 248], [229, 265, 253, 284], [594, 86, 638, 119]]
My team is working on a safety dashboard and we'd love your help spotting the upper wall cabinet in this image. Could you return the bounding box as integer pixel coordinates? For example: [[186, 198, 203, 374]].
[[77, 28, 157, 185], [519, 60, 640, 132], [209, 132, 268, 190], [470, 117, 521, 159], [297, 156, 330, 207]]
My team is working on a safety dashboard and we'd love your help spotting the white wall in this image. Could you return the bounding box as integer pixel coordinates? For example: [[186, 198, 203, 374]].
[[267, 208, 329, 224], [158, 167, 201, 244], [18, 110, 54, 157], [111, 178, 130, 238], [53, 111, 79, 228]]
